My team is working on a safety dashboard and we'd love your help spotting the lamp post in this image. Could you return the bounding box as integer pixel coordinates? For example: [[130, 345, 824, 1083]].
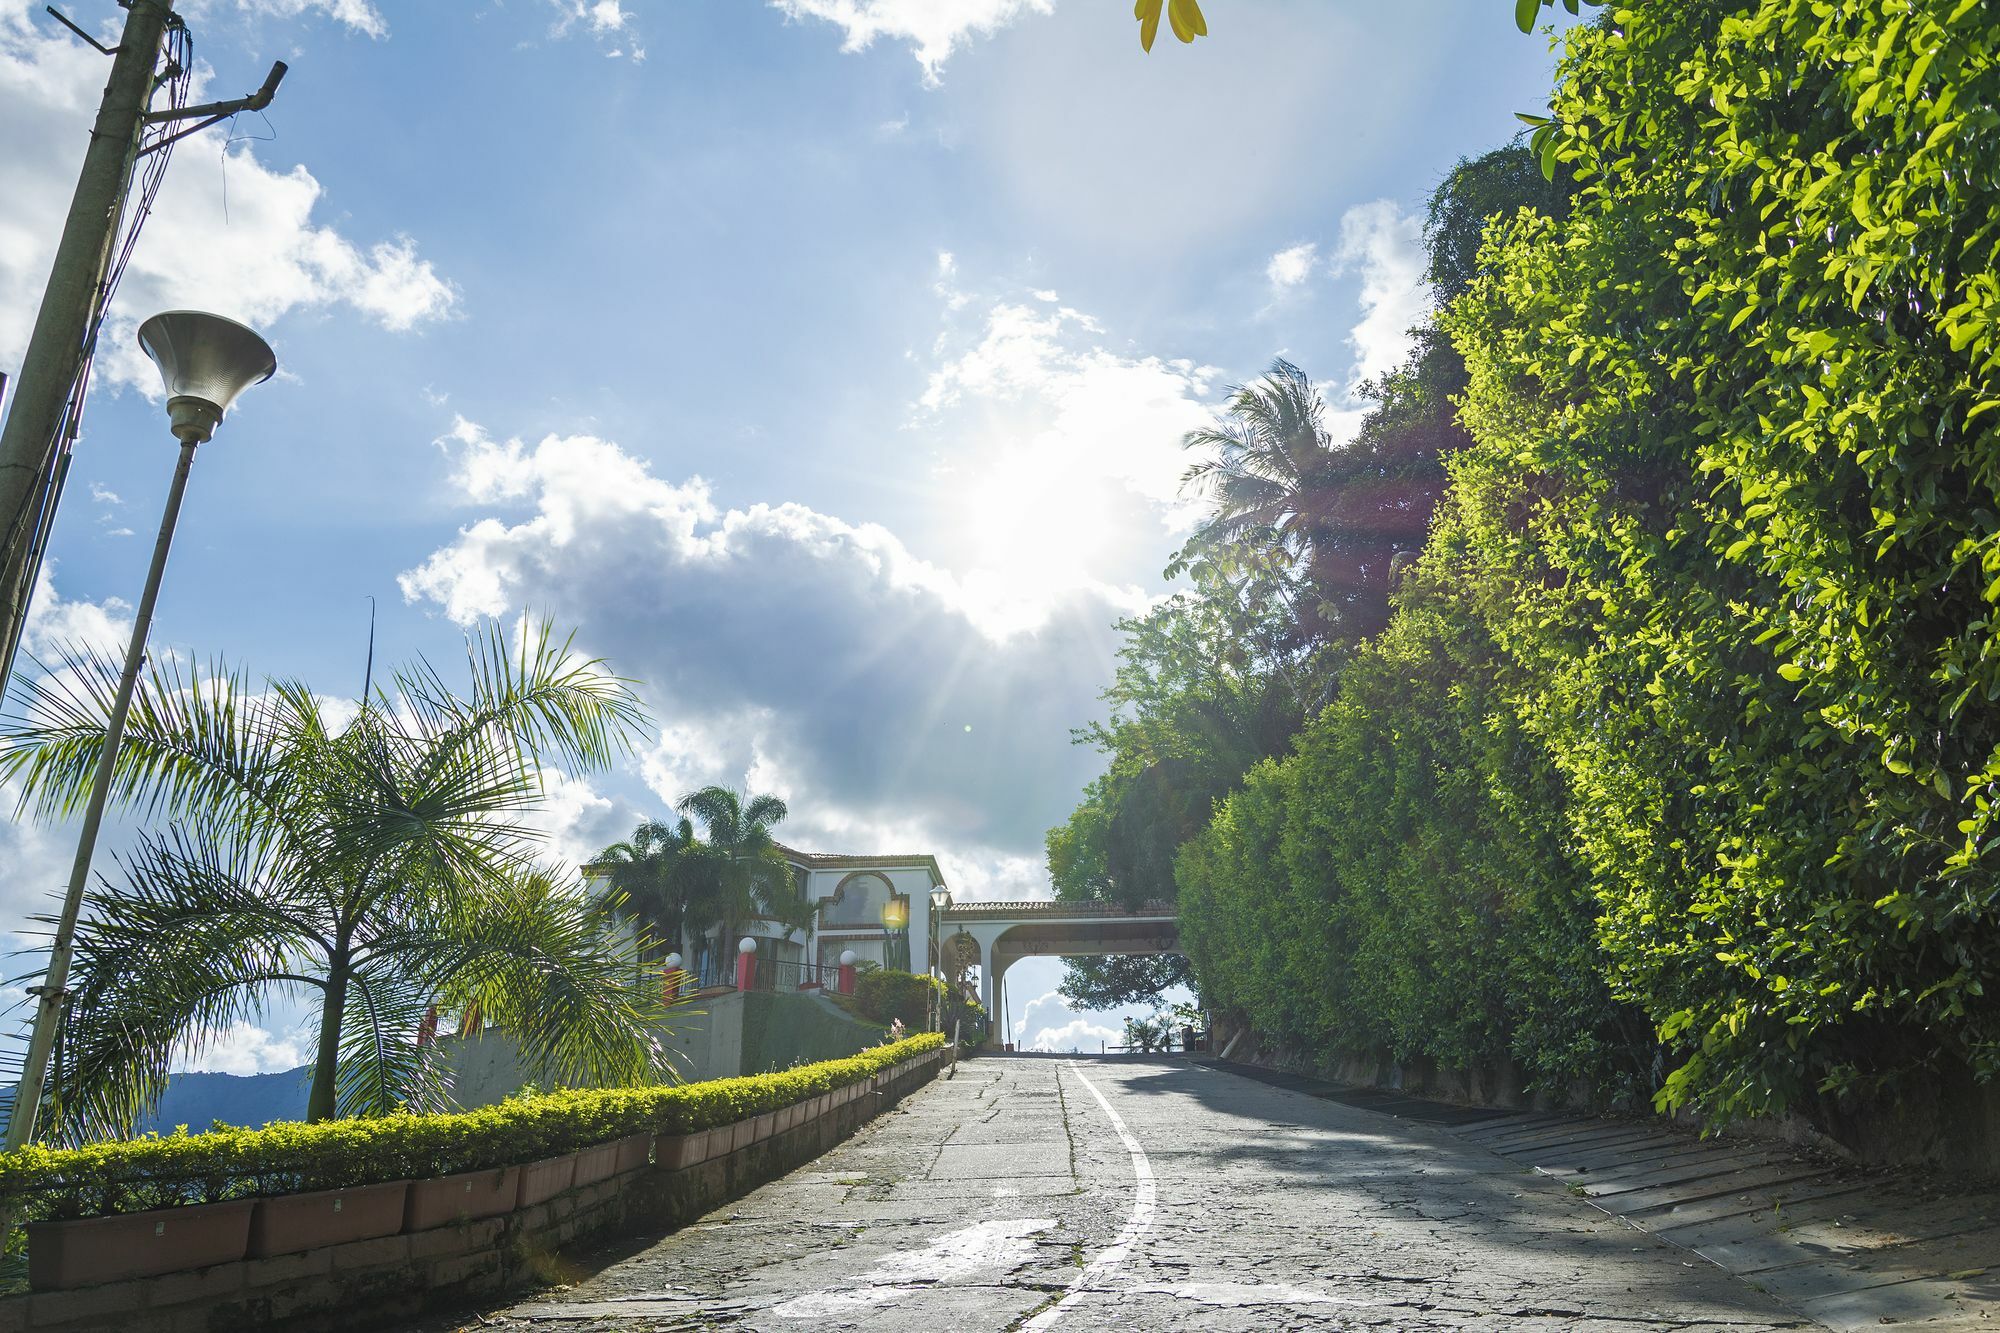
[[2, 311, 275, 1154], [735, 935, 758, 992], [928, 885, 950, 1032]]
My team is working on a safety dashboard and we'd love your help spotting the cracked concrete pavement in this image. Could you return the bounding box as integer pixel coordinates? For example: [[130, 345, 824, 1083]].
[[443, 1055, 1815, 1331]]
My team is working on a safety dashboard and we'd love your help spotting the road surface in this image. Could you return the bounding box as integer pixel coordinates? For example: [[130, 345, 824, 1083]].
[[458, 1055, 1807, 1331]]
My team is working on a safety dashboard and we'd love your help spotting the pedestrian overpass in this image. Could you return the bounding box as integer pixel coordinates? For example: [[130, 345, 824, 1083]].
[[937, 899, 1179, 1039]]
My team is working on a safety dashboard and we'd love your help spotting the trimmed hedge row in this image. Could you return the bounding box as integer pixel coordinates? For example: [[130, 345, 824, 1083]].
[[0, 1034, 945, 1221]]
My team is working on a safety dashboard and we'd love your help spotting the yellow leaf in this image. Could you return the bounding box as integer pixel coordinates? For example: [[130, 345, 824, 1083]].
[[1169, 0, 1207, 41], [1135, 0, 1162, 51]]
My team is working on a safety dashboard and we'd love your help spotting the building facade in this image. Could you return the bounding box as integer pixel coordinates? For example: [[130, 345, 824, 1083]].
[[584, 844, 947, 989]]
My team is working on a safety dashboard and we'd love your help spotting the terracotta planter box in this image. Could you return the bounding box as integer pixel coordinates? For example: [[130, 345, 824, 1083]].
[[572, 1140, 623, 1188], [727, 1118, 757, 1152], [29, 1198, 255, 1291], [751, 1111, 779, 1143], [517, 1153, 578, 1208], [403, 1165, 520, 1232], [613, 1131, 653, 1174], [247, 1180, 410, 1258], [655, 1128, 712, 1170]]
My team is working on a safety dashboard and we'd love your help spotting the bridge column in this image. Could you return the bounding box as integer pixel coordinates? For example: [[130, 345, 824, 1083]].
[[995, 961, 1009, 1050]]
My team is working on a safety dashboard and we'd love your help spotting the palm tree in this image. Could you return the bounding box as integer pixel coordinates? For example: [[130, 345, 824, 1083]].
[[1178, 356, 1457, 641], [674, 786, 808, 963], [1, 620, 673, 1136], [597, 816, 716, 965]]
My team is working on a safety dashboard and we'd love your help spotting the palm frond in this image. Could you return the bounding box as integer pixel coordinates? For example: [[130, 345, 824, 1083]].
[[1, 646, 297, 844], [395, 619, 647, 790], [423, 871, 676, 1091], [337, 962, 451, 1117], [36, 826, 320, 1142]]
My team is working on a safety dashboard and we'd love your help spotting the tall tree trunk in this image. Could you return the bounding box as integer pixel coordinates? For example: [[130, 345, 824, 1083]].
[[307, 952, 350, 1122]]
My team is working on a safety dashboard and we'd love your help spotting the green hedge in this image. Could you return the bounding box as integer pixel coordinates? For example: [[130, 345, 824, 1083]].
[[1178, 596, 1653, 1101], [0, 1034, 944, 1222], [850, 969, 946, 1030], [1439, 0, 2000, 1122]]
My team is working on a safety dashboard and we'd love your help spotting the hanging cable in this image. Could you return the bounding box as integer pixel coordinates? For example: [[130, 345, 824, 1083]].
[[0, 16, 194, 692]]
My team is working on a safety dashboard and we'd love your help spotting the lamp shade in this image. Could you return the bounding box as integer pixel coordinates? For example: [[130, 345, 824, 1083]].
[[137, 311, 276, 441]]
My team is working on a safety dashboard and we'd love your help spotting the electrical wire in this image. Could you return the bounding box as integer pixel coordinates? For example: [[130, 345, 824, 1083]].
[[0, 13, 195, 698]]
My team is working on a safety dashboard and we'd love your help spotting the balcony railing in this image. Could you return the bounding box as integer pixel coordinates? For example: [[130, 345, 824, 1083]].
[[672, 957, 847, 994]]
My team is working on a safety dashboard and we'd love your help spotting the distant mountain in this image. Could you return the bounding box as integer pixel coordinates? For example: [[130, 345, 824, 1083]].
[[136, 1067, 311, 1134]]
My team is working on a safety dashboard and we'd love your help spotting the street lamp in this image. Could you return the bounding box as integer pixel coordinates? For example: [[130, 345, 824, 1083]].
[[927, 885, 951, 1032], [2, 311, 274, 1155]]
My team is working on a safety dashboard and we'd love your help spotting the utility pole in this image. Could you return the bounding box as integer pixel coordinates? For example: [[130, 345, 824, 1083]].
[[0, 4, 284, 698], [0, 1, 173, 693]]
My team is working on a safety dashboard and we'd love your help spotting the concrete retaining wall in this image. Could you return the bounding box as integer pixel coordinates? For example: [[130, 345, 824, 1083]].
[[0, 1049, 954, 1333]]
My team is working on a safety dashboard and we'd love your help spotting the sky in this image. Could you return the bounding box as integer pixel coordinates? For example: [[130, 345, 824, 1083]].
[[0, 0, 1570, 1068]]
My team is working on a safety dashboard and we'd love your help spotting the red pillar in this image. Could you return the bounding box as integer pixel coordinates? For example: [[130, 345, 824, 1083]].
[[837, 949, 856, 995], [735, 939, 756, 991]]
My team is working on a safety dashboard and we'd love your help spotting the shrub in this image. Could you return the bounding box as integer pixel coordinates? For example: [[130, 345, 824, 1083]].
[[851, 969, 946, 1030], [1179, 596, 1652, 1100], [0, 1034, 944, 1223]]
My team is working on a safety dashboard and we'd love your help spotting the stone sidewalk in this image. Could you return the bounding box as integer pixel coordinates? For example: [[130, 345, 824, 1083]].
[[1453, 1111, 2000, 1330], [1215, 1058, 2000, 1330]]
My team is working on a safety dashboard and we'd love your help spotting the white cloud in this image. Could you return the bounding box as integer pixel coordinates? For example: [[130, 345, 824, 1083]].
[[0, 774, 73, 946], [225, 0, 387, 37], [1265, 241, 1318, 290], [547, 0, 644, 57], [1007, 986, 1189, 1052], [177, 1020, 308, 1075], [916, 294, 1220, 622], [770, 0, 1054, 86], [0, 6, 456, 389], [400, 418, 1134, 864], [19, 561, 131, 661], [1010, 990, 1120, 1053], [522, 767, 631, 871], [1329, 199, 1429, 388]]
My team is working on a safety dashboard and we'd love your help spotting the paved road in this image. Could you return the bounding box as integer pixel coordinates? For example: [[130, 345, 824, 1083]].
[[463, 1055, 1809, 1331]]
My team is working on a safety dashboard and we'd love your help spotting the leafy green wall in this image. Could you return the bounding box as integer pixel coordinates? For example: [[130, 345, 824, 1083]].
[[1181, 0, 2000, 1132]]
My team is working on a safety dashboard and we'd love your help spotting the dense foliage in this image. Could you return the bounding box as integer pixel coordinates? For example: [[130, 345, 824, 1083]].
[[1169, 0, 2000, 1132], [0, 1034, 943, 1222], [1440, 0, 2000, 1121], [1179, 578, 1653, 1096]]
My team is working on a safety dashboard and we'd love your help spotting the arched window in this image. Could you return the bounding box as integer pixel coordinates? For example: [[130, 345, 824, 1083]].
[[821, 872, 893, 928]]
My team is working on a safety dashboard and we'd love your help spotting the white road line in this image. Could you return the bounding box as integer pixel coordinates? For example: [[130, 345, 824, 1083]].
[[1018, 1060, 1156, 1331]]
